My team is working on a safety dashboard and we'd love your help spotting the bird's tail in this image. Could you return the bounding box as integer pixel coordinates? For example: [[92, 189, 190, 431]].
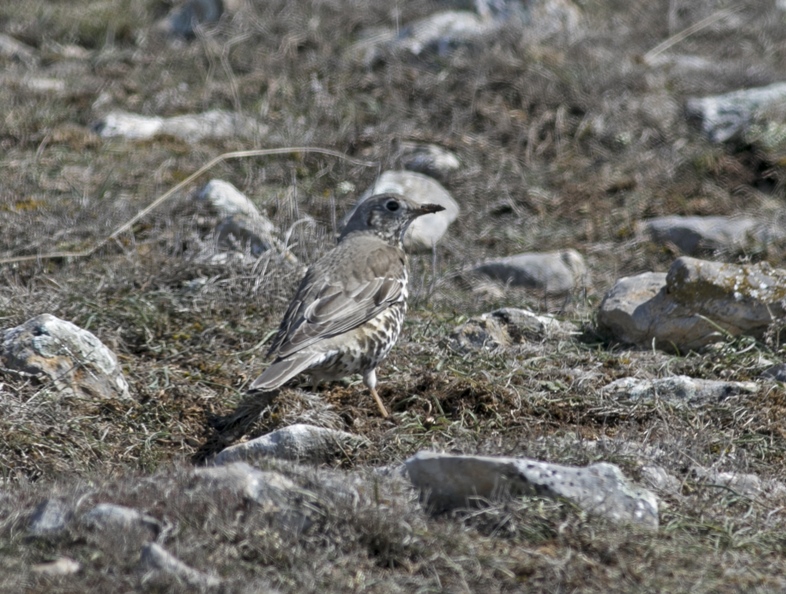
[[248, 352, 320, 392]]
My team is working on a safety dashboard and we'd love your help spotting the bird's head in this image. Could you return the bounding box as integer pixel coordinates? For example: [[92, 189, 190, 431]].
[[339, 193, 445, 245]]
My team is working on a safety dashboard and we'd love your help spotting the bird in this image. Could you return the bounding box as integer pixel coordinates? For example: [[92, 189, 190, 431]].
[[248, 193, 445, 417]]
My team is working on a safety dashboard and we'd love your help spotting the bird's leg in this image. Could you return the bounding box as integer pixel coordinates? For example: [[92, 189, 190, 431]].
[[370, 386, 390, 418], [363, 368, 390, 417]]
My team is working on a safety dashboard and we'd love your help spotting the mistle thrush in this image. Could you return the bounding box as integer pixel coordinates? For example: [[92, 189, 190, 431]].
[[248, 193, 445, 417]]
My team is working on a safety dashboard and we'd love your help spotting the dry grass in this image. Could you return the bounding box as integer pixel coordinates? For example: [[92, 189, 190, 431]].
[[2, 0, 786, 591]]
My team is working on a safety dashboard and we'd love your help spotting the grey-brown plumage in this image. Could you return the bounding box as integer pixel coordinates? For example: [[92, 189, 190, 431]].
[[248, 193, 445, 417]]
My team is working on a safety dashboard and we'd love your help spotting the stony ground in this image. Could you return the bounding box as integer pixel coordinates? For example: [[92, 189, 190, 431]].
[[2, 0, 786, 592]]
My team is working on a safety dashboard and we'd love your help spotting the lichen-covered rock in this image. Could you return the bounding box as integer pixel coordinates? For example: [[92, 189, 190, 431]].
[[603, 376, 758, 406], [451, 307, 578, 350], [686, 82, 786, 143], [214, 424, 369, 464], [597, 257, 786, 350], [405, 451, 658, 528], [1, 314, 130, 400]]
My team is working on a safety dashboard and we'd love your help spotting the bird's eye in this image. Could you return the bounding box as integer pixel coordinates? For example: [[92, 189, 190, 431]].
[[385, 199, 400, 212]]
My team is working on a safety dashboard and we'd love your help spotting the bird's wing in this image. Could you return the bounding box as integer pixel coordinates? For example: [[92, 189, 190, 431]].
[[267, 243, 405, 359]]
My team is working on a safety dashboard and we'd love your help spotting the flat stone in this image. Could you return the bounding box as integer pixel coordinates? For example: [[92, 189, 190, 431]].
[[94, 110, 267, 143], [216, 214, 279, 256], [1, 314, 129, 400], [603, 376, 758, 406], [140, 542, 221, 590], [28, 498, 71, 537], [471, 249, 588, 295], [31, 557, 81, 576], [405, 451, 658, 528], [451, 307, 578, 350], [686, 82, 786, 143], [193, 462, 300, 509], [640, 215, 772, 255], [214, 424, 369, 465], [346, 170, 459, 250], [81, 503, 160, 534], [158, 0, 224, 39], [198, 179, 265, 220], [762, 364, 786, 382], [396, 142, 461, 180]]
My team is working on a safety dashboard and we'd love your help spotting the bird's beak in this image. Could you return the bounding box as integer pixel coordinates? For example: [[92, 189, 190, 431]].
[[416, 203, 445, 215]]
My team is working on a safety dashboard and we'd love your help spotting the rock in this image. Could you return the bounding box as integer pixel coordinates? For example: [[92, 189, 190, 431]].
[[640, 465, 681, 496], [214, 424, 369, 464], [451, 307, 578, 350], [405, 451, 658, 528], [198, 179, 265, 220], [158, 0, 224, 39], [689, 467, 786, 499], [602, 376, 758, 406], [471, 249, 588, 295], [139, 543, 221, 590], [686, 82, 786, 143], [1, 314, 130, 400], [193, 462, 301, 510], [0, 33, 37, 64], [597, 257, 786, 350], [451, 313, 512, 350], [355, 1, 581, 61], [396, 10, 493, 57], [215, 214, 278, 256], [93, 110, 267, 143], [81, 503, 161, 535], [396, 142, 460, 180], [28, 498, 71, 537], [31, 557, 81, 576], [762, 364, 786, 382], [193, 462, 315, 532], [346, 171, 459, 250], [639, 215, 778, 255], [196, 180, 296, 262]]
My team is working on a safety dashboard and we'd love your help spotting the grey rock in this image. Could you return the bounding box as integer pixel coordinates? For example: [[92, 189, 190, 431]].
[[451, 307, 578, 350], [216, 214, 278, 256], [690, 467, 786, 499], [686, 82, 786, 143], [81, 503, 160, 535], [198, 179, 265, 220], [140, 542, 221, 590], [1, 314, 130, 400], [0, 33, 37, 64], [396, 142, 460, 180], [640, 465, 681, 496], [93, 110, 267, 143], [603, 375, 758, 406], [214, 424, 369, 464], [356, 0, 581, 61], [31, 557, 81, 576], [640, 215, 772, 255], [762, 364, 786, 382], [471, 249, 588, 295], [193, 462, 316, 533], [597, 257, 786, 350], [29, 498, 71, 537], [347, 170, 459, 250], [197, 180, 296, 261], [405, 451, 658, 528], [193, 462, 301, 510], [160, 0, 223, 39]]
